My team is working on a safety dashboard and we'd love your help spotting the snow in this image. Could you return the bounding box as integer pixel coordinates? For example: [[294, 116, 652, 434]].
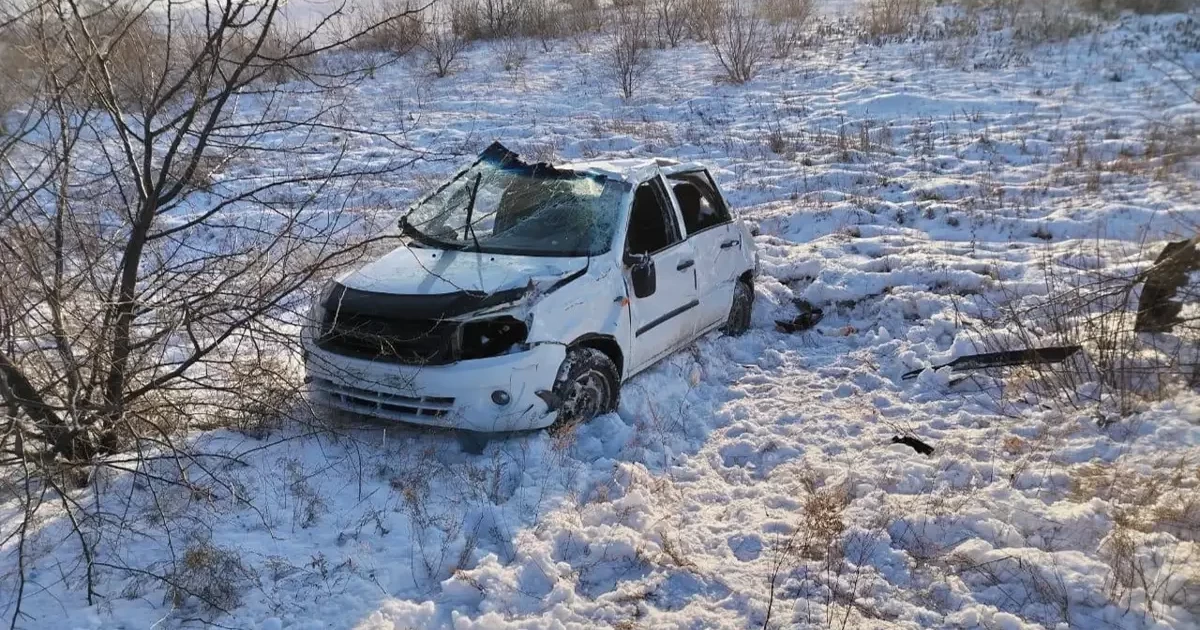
[[4, 8, 1200, 630]]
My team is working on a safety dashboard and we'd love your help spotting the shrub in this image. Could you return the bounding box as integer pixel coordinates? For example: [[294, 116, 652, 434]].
[[422, 18, 470, 77], [685, 0, 724, 41], [710, 0, 767, 83], [481, 0, 529, 38], [451, 0, 488, 40], [349, 0, 427, 55], [451, 0, 529, 40], [609, 6, 655, 98], [861, 0, 926, 42], [167, 541, 254, 611], [655, 0, 689, 47], [1013, 3, 1098, 43], [497, 37, 530, 70], [524, 0, 563, 51], [563, 0, 603, 51], [762, 0, 815, 58]]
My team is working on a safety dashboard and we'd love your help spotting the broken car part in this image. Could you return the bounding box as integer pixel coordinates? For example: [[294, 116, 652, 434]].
[[1135, 238, 1200, 333], [901, 345, 1083, 380], [891, 435, 934, 456], [775, 299, 824, 333]]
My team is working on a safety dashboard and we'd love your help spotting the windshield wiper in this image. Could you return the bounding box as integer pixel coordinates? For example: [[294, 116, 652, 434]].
[[399, 216, 461, 250], [463, 173, 482, 253]]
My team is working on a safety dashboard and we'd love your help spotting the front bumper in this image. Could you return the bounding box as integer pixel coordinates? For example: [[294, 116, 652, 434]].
[[303, 336, 566, 432]]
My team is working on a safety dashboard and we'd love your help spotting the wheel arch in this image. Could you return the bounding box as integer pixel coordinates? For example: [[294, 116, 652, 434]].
[[568, 333, 625, 381]]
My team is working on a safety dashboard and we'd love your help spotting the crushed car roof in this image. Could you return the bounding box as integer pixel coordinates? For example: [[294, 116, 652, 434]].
[[556, 156, 709, 182], [470, 142, 711, 183]]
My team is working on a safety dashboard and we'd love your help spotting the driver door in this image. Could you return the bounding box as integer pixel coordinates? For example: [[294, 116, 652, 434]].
[[625, 176, 700, 374]]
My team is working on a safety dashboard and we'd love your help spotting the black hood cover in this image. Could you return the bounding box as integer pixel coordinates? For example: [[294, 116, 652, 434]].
[[323, 283, 530, 321]]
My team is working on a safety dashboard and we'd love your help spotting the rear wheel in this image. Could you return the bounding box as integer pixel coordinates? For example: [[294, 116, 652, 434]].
[[549, 347, 620, 433], [722, 279, 754, 336]]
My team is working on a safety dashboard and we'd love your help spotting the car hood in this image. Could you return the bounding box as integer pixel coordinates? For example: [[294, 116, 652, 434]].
[[326, 246, 590, 320]]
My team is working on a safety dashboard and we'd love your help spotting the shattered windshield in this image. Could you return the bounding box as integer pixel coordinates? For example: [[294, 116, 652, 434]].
[[402, 143, 630, 257]]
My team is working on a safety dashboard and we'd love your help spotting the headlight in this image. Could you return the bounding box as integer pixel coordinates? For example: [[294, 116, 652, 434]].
[[458, 316, 529, 360]]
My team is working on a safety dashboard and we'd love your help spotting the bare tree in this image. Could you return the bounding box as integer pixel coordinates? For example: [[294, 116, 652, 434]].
[[0, 0, 428, 622], [422, 24, 469, 76], [654, 0, 687, 48], [608, 4, 654, 99], [710, 0, 767, 83]]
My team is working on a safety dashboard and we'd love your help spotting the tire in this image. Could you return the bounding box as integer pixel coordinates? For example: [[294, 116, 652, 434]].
[[549, 347, 620, 432], [722, 278, 754, 336]]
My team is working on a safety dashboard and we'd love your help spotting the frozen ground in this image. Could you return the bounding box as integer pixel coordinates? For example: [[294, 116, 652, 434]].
[[4, 8, 1200, 630]]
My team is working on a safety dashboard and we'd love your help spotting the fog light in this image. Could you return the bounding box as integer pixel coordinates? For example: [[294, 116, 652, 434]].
[[491, 390, 511, 406]]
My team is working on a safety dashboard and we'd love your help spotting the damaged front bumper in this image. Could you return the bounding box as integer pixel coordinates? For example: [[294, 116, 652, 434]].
[[303, 334, 565, 432]]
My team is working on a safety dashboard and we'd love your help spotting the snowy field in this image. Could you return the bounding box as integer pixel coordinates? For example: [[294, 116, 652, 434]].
[[4, 6, 1200, 630]]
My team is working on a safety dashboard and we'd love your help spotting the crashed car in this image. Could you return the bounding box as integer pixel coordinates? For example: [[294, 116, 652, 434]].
[[303, 142, 757, 432]]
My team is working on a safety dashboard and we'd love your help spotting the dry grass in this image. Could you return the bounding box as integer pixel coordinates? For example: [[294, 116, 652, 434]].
[[762, 0, 816, 58], [1070, 459, 1200, 537], [860, 0, 927, 43], [167, 541, 255, 611], [497, 36, 530, 70]]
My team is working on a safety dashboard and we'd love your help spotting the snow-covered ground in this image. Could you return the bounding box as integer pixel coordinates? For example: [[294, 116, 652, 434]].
[[5, 8, 1200, 630]]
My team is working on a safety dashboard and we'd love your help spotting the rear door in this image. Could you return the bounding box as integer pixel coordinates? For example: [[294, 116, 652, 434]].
[[625, 176, 700, 373], [666, 170, 741, 331]]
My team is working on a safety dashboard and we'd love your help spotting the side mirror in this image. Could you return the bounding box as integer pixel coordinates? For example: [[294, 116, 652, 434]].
[[629, 254, 657, 298]]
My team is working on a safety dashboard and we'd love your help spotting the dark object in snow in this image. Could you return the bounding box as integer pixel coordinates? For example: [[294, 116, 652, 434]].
[[891, 435, 934, 456], [458, 431, 489, 455], [900, 345, 1083, 380], [1135, 239, 1200, 333], [775, 300, 824, 333]]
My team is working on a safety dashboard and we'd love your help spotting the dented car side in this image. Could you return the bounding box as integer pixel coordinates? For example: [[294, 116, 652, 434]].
[[302, 143, 757, 432]]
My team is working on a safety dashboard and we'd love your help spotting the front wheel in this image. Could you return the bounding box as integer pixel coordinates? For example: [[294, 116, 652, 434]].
[[549, 347, 620, 433], [722, 279, 754, 336]]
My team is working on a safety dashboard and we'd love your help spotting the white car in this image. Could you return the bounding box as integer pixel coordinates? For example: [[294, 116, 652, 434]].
[[303, 143, 757, 432]]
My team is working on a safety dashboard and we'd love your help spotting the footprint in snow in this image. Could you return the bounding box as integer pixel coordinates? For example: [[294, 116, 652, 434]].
[[728, 533, 763, 562], [719, 441, 758, 468]]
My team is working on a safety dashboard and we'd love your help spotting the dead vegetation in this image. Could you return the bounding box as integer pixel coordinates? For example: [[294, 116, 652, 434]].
[[762, 0, 815, 58], [709, 0, 768, 83], [0, 0, 424, 623], [350, 0, 428, 55], [954, 233, 1200, 422], [608, 4, 655, 98], [424, 7, 471, 77], [167, 541, 257, 612]]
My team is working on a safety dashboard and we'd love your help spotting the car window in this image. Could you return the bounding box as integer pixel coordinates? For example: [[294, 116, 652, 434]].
[[626, 178, 681, 256], [668, 171, 730, 236]]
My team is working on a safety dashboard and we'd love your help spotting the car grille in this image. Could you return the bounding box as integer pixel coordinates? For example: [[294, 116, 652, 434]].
[[311, 378, 455, 421], [316, 310, 459, 365]]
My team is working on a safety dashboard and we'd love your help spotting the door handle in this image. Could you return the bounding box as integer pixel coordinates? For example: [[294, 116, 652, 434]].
[[677, 259, 695, 271], [720, 238, 740, 249]]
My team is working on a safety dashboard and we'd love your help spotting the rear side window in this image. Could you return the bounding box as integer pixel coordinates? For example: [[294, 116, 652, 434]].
[[669, 171, 731, 236], [626, 178, 681, 256]]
